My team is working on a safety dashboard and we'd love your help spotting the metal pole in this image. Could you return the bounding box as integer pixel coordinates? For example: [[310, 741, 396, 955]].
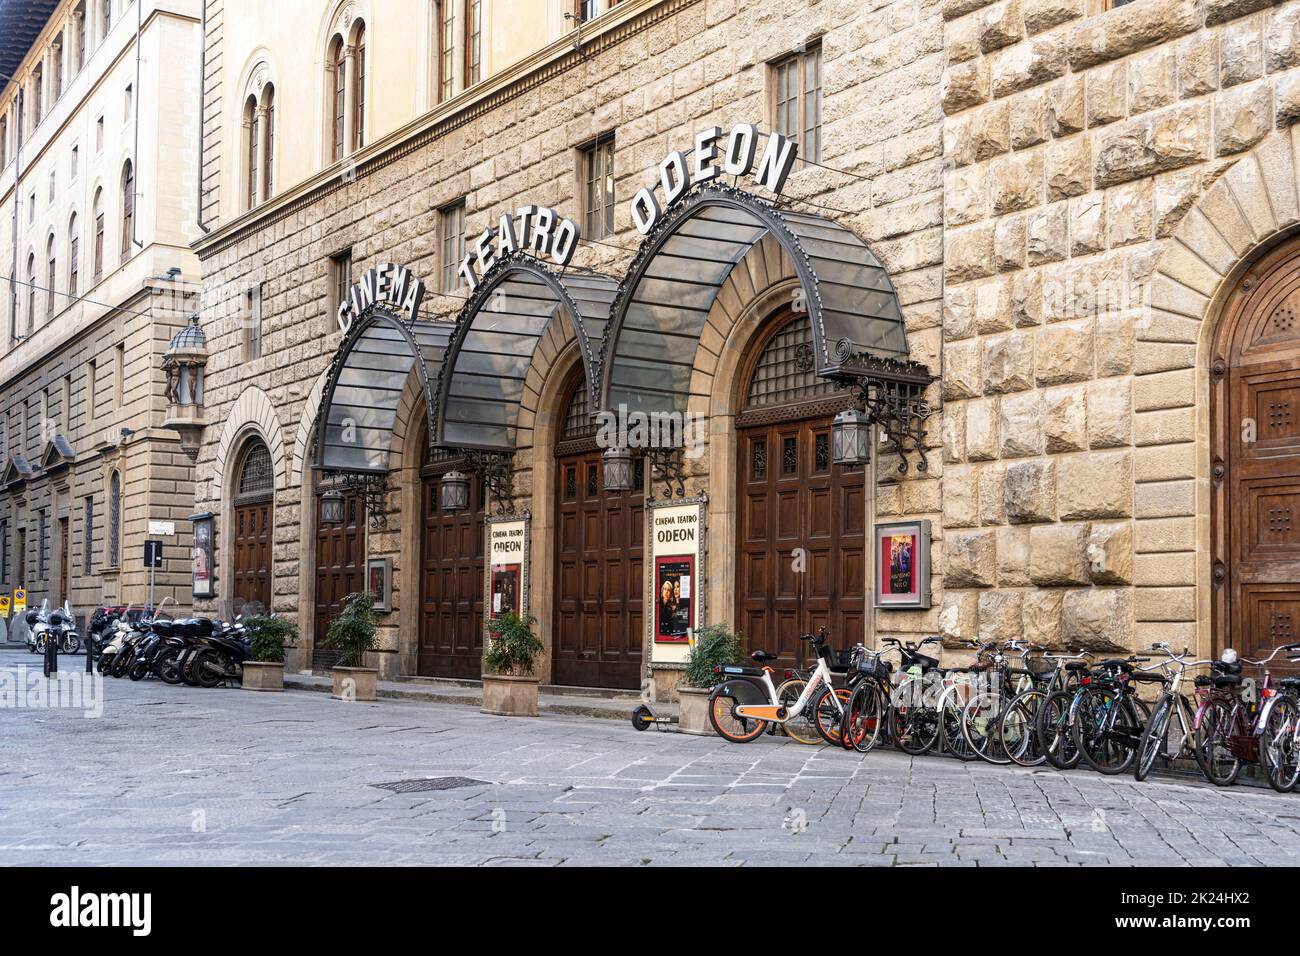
[[149, 560, 155, 614]]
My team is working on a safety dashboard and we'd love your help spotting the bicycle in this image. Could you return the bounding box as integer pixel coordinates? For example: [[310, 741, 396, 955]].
[[1071, 655, 1160, 775], [1194, 643, 1294, 786], [707, 629, 848, 745], [962, 639, 1044, 765], [840, 643, 898, 753], [1259, 649, 1300, 792], [1132, 644, 1212, 782], [997, 649, 1094, 767]]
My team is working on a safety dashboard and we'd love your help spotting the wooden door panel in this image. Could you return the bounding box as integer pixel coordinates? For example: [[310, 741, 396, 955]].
[[314, 490, 366, 649], [418, 473, 484, 679]]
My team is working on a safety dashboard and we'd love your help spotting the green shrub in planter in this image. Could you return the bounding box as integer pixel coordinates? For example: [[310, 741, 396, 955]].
[[245, 614, 298, 664], [323, 592, 378, 668], [484, 613, 544, 677], [682, 624, 744, 689]]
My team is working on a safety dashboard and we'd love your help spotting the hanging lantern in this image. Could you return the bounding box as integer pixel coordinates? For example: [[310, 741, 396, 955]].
[[831, 409, 872, 466], [440, 470, 470, 512], [319, 489, 345, 526], [602, 446, 634, 492]]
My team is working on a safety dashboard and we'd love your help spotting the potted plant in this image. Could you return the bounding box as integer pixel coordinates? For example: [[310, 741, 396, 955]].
[[678, 625, 744, 735], [242, 614, 297, 692], [481, 612, 544, 717], [323, 592, 379, 701]]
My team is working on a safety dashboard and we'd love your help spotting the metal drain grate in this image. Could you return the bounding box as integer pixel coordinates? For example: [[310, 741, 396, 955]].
[[372, 776, 490, 793]]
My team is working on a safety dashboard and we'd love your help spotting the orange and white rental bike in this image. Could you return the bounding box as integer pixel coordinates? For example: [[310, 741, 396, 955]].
[[707, 629, 849, 744]]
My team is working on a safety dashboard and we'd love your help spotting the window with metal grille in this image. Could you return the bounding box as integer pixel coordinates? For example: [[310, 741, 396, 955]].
[[108, 471, 120, 568], [83, 497, 93, 575], [0, 520, 6, 583], [745, 319, 834, 407], [239, 443, 274, 496], [771, 43, 822, 163], [563, 381, 596, 439], [38, 510, 46, 578]]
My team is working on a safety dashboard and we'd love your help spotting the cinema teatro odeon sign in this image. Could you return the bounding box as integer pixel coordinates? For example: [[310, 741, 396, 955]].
[[629, 123, 797, 232], [335, 262, 426, 333], [458, 204, 580, 291]]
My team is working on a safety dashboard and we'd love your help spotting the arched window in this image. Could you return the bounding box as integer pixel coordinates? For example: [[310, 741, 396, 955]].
[[243, 94, 258, 210], [239, 442, 274, 495], [352, 25, 366, 151], [744, 317, 835, 408], [25, 253, 36, 334], [261, 84, 275, 200], [68, 213, 79, 295], [329, 36, 345, 163], [92, 187, 104, 283], [120, 161, 134, 263], [107, 469, 121, 568], [45, 234, 56, 320]]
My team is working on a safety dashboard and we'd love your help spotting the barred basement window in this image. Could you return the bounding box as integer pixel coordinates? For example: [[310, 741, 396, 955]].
[[745, 318, 834, 407], [239, 443, 274, 496]]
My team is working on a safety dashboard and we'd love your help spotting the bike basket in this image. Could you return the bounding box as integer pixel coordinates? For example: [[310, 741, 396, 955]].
[[1025, 656, 1054, 677], [834, 649, 854, 669]]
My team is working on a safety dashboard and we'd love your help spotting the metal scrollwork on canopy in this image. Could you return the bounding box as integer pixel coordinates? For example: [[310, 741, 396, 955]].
[[463, 450, 517, 516]]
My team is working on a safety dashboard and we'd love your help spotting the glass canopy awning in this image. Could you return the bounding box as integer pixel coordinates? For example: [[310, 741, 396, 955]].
[[312, 310, 452, 474], [598, 184, 919, 415], [433, 258, 617, 451]]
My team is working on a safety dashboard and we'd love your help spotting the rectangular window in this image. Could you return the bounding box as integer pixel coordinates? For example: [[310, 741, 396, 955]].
[[17, 528, 25, 587], [62, 375, 71, 434], [440, 200, 465, 292], [53, 35, 64, 99], [113, 342, 125, 409], [71, 144, 78, 178], [38, 510, 46, 579], [93, 203, 104, 283], [124, 83, 132, 121], [332, 45, 346, 162], [86, 359, 96, 421], [95, 115, 103, 151], [329, 248, 353, 324], [576, 0, 598, 22], [69, 231, 79, 296], [32, 67, 43, 123], [74, 6, 86, 72], [770, 43, 822, 163], [1, 116, 7, 167], [82, 497, 93, 575], [0, 520, 7, 584], [243, 285, 263, 361], [439, 1, 455, 102], [354, 35, 366, 150], [466, 1, 482, 87], [29, 193, 35, 223], [47, 247, 56, 319], [582, 134, 615, 241]]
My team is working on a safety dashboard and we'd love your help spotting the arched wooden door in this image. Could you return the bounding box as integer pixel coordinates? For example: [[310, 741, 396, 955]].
[[736, 313, 865, 670], [418, 453, 485, 678], [553, 374, 644, 689], [231, 440, 274, 615], [314, 485, 366, 667], [1213, 238, 1300, 663]]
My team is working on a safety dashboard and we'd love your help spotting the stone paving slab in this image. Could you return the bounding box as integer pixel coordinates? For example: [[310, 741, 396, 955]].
[[1, 648, 1299, 866]]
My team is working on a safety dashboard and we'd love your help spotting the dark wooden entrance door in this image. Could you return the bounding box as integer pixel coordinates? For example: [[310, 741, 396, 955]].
[[232, 441, 274, 614], [315, 489, 366, 648], [553, 448, 644, 689], [418, 471, 485, 678], [1214, 239, 1300, 663], [736, 418, 866, 670], [58, 518, 68, 603]]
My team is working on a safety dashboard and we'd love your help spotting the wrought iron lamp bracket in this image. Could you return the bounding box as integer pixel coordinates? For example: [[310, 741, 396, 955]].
[[646, 446, 687, 501], [323, 470, 391, 530], [463, 450, 516, 515], [845, 376, 934, 475]]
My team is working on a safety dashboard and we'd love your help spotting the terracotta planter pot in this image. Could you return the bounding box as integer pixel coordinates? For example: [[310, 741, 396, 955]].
[[332, 666, 378, 701], [241, 660, 284, 692], [677, 685, 714, 736], [481, 673, 539, 717]]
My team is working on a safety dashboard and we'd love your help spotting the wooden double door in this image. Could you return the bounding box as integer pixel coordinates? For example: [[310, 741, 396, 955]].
[[553, 448, 644, 689], [232, 498, 273, 614], [314, 489, 366, 652], [736, 412, 866, 671], [1215, 238, 1300, 664], [418, 471, 485, 679]]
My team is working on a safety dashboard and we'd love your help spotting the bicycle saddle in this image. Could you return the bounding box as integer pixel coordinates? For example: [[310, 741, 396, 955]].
[[1280, 677, 1300, 691], [1064, 661, 1089, 671], [1212, 659, 1242, 675], [749, 650, 776, 664]]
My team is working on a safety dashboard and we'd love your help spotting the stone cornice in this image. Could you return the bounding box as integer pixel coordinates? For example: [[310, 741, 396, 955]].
[[194, 0, 700, 260]]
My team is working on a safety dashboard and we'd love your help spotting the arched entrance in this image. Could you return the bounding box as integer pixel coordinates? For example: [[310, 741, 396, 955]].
[[418, 447, 485, 679], [553, 371, 644, 689], [736, 311, 864, 669], [231, 439, 274, 615], [1212, 235, 1300, 661]]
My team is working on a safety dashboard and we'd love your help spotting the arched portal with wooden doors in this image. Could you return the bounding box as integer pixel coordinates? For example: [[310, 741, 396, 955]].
[[552, 368, 644, 690], [311, 473, 366, 670], [231, 438, 274, 615], [735, 309, 864, 672], [418, 442, 485, 679], [1212, 234, 1300, 665]]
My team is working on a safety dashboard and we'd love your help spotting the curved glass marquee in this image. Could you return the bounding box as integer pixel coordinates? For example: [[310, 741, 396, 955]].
[[434, 258, 618, 451], [312, 310, 452, 473], [599, 184, 915, 415]]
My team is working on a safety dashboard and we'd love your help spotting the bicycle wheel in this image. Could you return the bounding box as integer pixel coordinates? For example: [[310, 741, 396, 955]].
[[1134, 693, 1173, 782], [1194, 698, 1242, 786], [891, 687, 941, 756], [707, 680, 770, 743], [1262, 696, 1300, 793], [775, 679, 820, 745], [812, 687, 852, 745], [843, 682, 885, 753], [1074, 686, 1141, 774], [999, 691, 1045, 767], [938, 690, 977, 760], [962, 692, 1011, 764], [1037, 690, 1082, 770]]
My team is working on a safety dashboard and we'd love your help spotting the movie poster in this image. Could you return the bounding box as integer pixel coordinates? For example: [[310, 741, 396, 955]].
[[874, 520, 931, 609], [655, 556, 692, 643], [882, 533, 916, 597], [491, 564, 521, 619], [192, 515, 214, 599]]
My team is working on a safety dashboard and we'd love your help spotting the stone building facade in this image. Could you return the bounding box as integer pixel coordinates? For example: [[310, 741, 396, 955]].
[[191, 0, 1300, 693], [0, 0, 204, 631]]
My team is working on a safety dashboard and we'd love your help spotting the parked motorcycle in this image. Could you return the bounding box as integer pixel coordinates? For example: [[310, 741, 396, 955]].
[[24, 600, 82, 655]]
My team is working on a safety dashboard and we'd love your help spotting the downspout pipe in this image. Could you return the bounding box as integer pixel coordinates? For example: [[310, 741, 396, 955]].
[[196, 0, 208, 234], [132, 0, 143, 250], [10, 88, 22, 344]]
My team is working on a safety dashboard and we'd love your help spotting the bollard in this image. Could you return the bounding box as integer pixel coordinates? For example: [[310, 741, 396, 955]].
[[85, 633, 96, 674], [44, 628, 58, 679]]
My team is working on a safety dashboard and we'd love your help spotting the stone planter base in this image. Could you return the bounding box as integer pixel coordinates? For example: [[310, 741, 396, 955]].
[[481, 674, 539, 716], [332, 666, 378, 701], [242, 661, 284, 692], [677, 685, 714, 735]]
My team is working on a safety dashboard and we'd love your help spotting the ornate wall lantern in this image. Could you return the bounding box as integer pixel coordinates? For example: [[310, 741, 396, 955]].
[[440, 470, 471, 512], [161, 313, 209, 460], [602, 446, 635, 493], [831, 408, 873, 467], [319, 488, 345, 526]]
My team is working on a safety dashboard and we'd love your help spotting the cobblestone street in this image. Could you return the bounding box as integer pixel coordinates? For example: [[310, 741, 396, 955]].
[[3, 649, 1299, 867]]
